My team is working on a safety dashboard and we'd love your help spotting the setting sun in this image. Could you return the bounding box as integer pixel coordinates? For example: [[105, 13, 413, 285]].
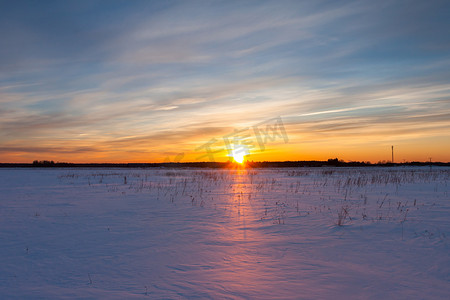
[[233, 151, 246, 164]]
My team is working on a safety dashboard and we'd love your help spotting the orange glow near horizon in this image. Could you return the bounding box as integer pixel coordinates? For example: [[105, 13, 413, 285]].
[[1, 142, 450, 164], [1, 131, 450, 164]]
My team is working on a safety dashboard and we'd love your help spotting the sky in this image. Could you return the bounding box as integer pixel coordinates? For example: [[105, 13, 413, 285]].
[[1, 0, 450, 163]]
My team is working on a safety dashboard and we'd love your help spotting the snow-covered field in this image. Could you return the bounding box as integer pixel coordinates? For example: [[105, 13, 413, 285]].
[[0, 167, 449, 299]]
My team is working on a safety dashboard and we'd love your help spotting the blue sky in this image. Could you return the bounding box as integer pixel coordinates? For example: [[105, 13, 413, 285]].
[[1, 0, 450, 162]]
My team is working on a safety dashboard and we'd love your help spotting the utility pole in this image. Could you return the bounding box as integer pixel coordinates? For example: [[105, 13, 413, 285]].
[[391, 145, 394, 163]]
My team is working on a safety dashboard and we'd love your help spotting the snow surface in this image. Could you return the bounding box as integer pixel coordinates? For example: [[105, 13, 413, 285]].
[[0, 167, 449, 299]]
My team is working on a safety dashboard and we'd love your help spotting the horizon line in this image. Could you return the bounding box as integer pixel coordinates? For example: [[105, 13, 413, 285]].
[[1, 160, 449, 166]]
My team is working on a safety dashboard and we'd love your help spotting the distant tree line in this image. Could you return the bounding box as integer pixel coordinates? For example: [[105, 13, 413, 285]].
[[32, 160, 56, 167], [0, 159, 447, 168]]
